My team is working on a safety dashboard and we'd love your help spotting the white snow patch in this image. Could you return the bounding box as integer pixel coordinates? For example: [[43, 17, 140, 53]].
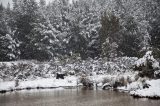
[[0, 81, 15, 91], [0, 76, 78, 91], [130, 79, 160, 97]]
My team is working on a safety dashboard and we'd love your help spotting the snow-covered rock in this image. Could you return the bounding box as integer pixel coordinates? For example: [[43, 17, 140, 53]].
[[130, 79, 160, 98]]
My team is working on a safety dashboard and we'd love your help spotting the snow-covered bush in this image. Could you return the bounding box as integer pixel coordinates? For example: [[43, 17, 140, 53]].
[[133, 51, 160, 78], [0, 57, 137, 81], [154, 70, 160, 79], [101, 73, 139, 89]]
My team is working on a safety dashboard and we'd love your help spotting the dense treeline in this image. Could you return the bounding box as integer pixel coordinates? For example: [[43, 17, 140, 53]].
[[0, 0, 160, 61]]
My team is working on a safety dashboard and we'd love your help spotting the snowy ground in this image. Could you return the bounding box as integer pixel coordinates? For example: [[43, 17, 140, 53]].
[[0, 73, 132, 92], [0, 55, 160, 99], [117, 78, 160, 98], [1, 74, 160, 99], [130, 79, 160, 98], [0, 76, 78, 92], [0, 74, 112, 92]]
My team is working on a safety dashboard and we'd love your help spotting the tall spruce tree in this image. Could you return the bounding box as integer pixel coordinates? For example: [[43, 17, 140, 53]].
[[150, 0, 160, 57], [14, 0, 39, 60], [99, 12, 121, 58], [0, 3, 18, 61], [118, 16, 141, 57]]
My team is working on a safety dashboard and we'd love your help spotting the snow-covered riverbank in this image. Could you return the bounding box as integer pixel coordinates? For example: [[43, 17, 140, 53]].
[[0, 74, 160, 99], [0, 55, 160, 99], [0, 57, 136, 92], [0, 76, 78, 92], [130, 79, 160, 98], [117, 78, 160, 99], [0, 74, 114, 92]]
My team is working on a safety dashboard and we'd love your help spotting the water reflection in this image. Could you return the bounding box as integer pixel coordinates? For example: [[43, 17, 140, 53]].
[[0, 89, 160, 106]]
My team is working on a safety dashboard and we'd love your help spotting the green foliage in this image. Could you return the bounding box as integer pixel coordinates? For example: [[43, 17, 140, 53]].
[[0, 0, 160, 61], [150, 19, 160, 58], [118, 16, 141, 57], [99, 12, 121, 58], [149, 0, 160, 58], [14, 0, 39, 60], [68, 22, 88, 60]]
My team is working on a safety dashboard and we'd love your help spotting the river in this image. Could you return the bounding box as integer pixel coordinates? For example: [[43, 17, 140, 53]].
[[0, 89, 160, 106]]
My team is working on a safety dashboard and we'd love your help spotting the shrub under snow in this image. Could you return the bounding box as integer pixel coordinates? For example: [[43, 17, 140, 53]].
[[133, 51, 160, 78], [0, 57, 137, 81]]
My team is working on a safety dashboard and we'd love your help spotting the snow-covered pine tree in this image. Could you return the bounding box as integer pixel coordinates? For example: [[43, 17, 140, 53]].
[[149, 0, 160, 58], [0, 3, 19, 61], [14, 0, 39, 60], [79, 0, 101, 59], [99, 12, 121, 58], [117, 16, 141, 57], [30, 0, 61, 61], [67, 0, 102, 59]]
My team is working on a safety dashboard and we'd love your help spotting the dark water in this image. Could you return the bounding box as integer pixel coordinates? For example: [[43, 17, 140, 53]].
[[0, 89, 160, 106]]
